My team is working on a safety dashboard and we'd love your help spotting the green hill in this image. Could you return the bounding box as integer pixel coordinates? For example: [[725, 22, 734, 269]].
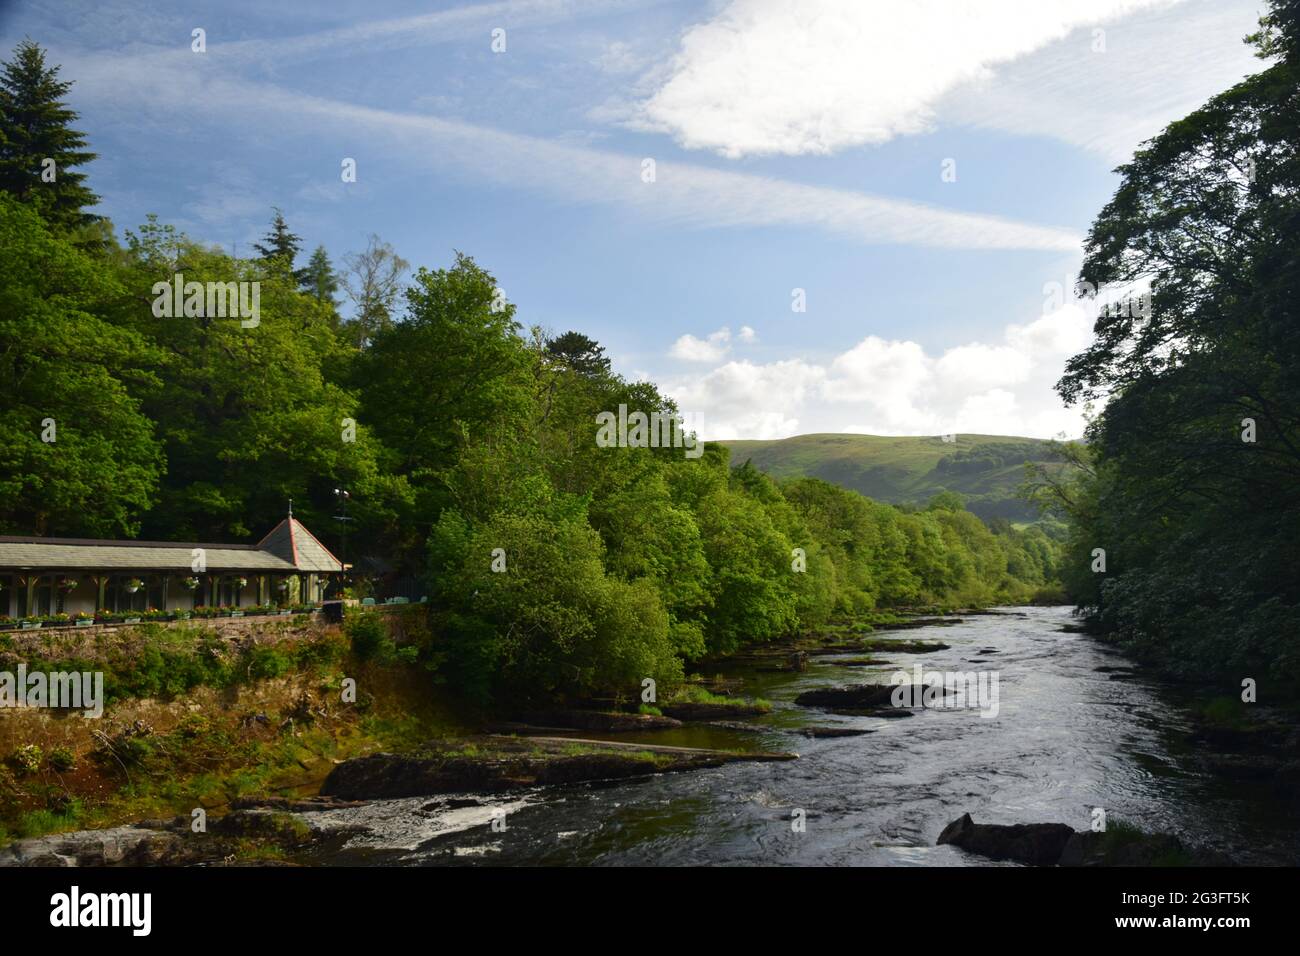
[[719, 433, 1063, 523]]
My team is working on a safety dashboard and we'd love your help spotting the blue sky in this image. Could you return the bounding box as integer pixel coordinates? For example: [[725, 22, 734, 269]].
[[1, 0, 1268, 439]]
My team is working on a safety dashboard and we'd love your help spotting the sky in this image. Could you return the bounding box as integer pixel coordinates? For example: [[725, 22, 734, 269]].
[[0, 0, 1270, 440]]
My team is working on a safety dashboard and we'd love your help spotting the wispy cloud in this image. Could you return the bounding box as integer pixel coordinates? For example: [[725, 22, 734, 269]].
[[939, 0, 1266, 162], [89, 0, 675, 70], [67, 54, 1082, 251]]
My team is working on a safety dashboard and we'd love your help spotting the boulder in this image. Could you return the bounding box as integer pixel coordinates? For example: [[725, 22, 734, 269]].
[[795, 683, 953, 710], [937, 813, 1075, 866]]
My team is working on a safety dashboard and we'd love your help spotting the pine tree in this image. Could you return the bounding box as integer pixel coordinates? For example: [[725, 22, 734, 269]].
[[545, 331, 611, 379], [253, 207, 301, 272], [0, 40, 99, 230], [299, 244, 340, 306]]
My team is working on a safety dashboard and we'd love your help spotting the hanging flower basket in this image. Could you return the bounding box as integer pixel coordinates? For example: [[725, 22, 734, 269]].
[[236, 577, 248, 589], [182, 577, 200, 590], [57, 577, 79, 593], [277, 580, 291, 591], [124, 578, 144, 594]]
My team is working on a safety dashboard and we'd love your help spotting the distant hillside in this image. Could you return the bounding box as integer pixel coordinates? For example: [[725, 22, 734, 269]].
[[719, 433, 1065, 523]]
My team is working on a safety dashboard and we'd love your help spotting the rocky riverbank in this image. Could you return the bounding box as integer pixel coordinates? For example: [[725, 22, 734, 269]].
[[0, 734, 798, 865], [320, 736, 796, 801]]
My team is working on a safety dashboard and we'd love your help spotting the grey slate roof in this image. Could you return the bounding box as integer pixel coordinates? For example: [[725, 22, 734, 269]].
[[257, 518, 344, 573], [0, 518, 342, 573], [0, 542, 295, 572]]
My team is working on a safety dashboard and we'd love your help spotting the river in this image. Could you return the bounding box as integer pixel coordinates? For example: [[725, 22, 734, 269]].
[[302, 607, 1299, 866]]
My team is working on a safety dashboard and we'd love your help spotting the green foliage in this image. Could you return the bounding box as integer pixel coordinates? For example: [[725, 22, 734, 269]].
[[422, 317, 1062, 705], [1045, 1, 1300, 682], [345, 611, 393, 662], [10, 624, 357, 705], [0, 40, 99, 230], [299, 244, 340, 308], [116, 221, 406, 543], [9, 744, 42, 776], [545, 330, 611, 379], [253, 207, 301, 273], [48, 747, 75, 772], [0, 196, 163, 536]]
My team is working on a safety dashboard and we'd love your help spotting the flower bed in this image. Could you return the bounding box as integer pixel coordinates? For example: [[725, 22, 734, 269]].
[[0, 604, 323, 631]]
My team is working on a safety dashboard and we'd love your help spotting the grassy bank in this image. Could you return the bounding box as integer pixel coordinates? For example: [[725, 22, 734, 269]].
[[0, 608, 461, 844]]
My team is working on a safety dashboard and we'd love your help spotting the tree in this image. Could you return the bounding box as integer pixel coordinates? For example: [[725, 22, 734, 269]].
[[0, 197, 162, 535], [1053, 0, 1300, 680], [545, 330, 611, 379], [253, 207, 301, 273], [342, 234, 408, 348], [358, 253, 534, 517], [0, 40, 99, 230], [118, 226, 402, 544], [299, 244, 340, 309]]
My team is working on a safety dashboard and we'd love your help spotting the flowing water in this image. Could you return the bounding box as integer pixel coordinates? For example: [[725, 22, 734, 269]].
[[303, 607, 1299, 866]]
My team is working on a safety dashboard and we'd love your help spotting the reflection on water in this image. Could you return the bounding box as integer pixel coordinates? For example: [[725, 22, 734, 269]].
[[306, 607, 1299, 866]]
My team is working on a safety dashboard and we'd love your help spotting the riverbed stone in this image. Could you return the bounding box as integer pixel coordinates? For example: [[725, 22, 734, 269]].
[[937, 813, 1075, 866]]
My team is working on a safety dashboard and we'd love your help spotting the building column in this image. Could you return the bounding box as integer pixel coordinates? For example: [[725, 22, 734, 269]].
[[19, 574, 36, 621], [92, 575, 109, 612]]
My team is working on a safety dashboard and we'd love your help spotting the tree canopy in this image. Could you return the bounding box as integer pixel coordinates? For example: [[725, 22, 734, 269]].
[[1042, 0, 1300, 681]]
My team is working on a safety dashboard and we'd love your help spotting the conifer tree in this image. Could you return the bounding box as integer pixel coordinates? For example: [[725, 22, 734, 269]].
[[253, 206, 302, 272], [0, 40, 99, 230], [300, 244, 340, 306]]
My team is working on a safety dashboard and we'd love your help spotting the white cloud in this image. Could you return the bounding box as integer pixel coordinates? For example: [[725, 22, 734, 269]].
[[636, 0, 1187, 158], [670, 358, 826, 439], [935, 343, 1034, 393], [664, 302, 1096, 439], [671, 327, 733, 361], [670, 324, 762, 361]]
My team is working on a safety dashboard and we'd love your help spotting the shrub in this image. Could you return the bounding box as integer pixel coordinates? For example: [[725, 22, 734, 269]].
[[10, 745, 43, 775], [48, 747, 76, 772], [345, 612, 393, 662], [247, 644, 293, 680]]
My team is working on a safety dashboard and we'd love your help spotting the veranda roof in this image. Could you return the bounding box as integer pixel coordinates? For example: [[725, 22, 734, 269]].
[[0, 517, 343, 574]]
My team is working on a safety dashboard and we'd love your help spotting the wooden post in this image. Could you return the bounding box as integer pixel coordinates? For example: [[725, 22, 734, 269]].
[[92, 575, 109, 612], [23, 575, 36, 618]]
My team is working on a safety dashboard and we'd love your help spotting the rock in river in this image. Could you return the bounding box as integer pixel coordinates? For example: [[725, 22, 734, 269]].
[[937, 813, 1075, 866]]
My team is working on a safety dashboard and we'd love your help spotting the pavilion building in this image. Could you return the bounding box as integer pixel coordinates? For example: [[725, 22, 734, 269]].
[[0, 515, 343, 619]]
